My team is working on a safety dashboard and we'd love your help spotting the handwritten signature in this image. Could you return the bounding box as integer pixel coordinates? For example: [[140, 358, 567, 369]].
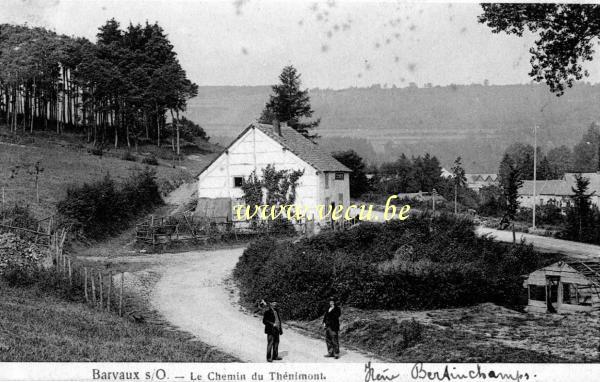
[[365, 361, 400, 382], [411, 363, 533, 382]]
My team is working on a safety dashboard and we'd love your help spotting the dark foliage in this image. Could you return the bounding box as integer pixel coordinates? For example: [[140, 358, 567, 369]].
[[141, 155, 159, 166], [57, 168, 162, 239], [559, 175, 600, 243], [258, 65, 320, 140], [375, 153, 442, 194], [331, 150, 370, 197], [234, 214, 548, 320], [121, 151, 136, 162], [479, 4, 600, 95], [0, 204, 38, 231]]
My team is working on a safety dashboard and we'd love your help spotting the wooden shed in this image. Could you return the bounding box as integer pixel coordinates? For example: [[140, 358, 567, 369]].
[[523, 261, 600, 313]]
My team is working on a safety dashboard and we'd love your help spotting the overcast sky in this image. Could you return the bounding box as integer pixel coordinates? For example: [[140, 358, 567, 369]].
[[3, 0, 599, 89]]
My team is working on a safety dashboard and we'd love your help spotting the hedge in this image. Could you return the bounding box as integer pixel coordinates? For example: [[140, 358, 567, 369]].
[[234, 213, 553, 320]]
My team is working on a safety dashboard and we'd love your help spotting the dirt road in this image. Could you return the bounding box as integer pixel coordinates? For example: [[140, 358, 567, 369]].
[[476, 226, 600, 260], [151, 247, 378, 363]]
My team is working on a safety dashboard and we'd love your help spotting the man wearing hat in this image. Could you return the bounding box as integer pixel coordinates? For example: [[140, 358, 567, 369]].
[[322, 299, 341, 359], [262, 301, 283, 362]]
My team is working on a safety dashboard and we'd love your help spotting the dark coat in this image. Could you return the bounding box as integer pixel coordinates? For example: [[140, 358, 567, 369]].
[[263, 308, 283, 335], [323, 306, 341, 332]]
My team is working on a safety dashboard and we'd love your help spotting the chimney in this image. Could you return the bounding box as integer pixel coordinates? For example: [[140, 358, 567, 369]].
[[272, 119, 282, 136]]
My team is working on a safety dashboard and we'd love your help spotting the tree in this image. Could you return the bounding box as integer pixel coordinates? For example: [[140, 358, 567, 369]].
[[537, 156, 553, 180], [571, 123, 600, 172], [332, 150, 369, 198], [479, 4, 600, 95], [500, 142, 541, 181], [451, 156, 467, 214], [500, 155, 523, 232], [546, 145, 573, 178], [259, 65, 320, 140], [562, 174, 597, 242]]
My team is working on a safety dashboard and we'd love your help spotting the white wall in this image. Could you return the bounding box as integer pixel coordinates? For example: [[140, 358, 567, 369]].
[[198, 126, 322, 218]]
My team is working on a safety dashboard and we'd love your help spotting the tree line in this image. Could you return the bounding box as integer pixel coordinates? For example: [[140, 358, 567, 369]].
[[0, 20, 198, 153], [498, 122, 600, 182]]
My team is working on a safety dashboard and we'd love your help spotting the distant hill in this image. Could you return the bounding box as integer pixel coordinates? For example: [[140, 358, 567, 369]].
[[185, 83, 600, 172]]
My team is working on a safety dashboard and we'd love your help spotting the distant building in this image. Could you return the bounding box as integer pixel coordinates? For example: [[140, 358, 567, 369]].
[[518, 172, 600, 210], [465, 173, 499, 192], [196, 121, 351, 224]]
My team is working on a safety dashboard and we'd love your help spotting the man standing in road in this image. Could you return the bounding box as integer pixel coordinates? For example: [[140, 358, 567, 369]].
[[263, 301, 283, 362], [322, 299, 341, 359]]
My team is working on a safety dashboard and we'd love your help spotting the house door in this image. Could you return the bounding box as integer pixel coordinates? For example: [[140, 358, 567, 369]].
[[546, 276, 560, 313]]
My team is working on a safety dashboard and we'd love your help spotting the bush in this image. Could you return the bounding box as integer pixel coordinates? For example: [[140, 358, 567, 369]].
[[0, 204, 38, 231], [57, 168, 162, 239], [0, 232, 50, 285], [141, 155, 159, 166], [121, 151, 137, 162], [234, 213, 550, 320], [90, 147, 103, 156], [2, 263, 38, 287]]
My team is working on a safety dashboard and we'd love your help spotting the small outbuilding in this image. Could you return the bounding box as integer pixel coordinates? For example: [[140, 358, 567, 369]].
[[523, 260, 600, 313]]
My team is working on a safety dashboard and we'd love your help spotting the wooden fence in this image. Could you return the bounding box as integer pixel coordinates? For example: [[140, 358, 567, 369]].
[[133, 211, 364, 247], [51, 230, 128, 317]]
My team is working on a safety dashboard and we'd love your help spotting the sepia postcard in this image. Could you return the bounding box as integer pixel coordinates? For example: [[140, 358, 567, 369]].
[[1, 0, 600, 381]]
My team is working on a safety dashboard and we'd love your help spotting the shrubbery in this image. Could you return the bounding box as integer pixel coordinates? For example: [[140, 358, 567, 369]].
[[121, 151, 136, 162], [234, 213, 551, 320], [0, 204, 38, 231], [57, 168, 162, 239], [141, 155, 159, 166], [0, 232, 50, 279]]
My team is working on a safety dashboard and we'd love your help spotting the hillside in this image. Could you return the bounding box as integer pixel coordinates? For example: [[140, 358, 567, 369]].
[[186, 83, 600, 172], [0, 130, 219, 218]]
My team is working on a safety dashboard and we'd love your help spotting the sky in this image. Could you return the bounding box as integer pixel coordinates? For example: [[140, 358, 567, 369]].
[[2, 0, 599, 89]]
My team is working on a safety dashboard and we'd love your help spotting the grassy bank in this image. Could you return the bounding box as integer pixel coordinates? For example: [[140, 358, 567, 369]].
[[0, 131, 216, 218], [289, 303, 597, 362], [0, 280, 237, 362]]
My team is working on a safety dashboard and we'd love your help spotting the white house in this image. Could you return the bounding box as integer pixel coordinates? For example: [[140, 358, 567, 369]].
[[518, 172, 600, 210], [196, 121, 351, 223]]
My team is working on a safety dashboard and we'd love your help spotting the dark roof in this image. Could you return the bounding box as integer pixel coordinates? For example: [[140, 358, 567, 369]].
[[197, 122, 351, 177], [253, 122, 351, 172]]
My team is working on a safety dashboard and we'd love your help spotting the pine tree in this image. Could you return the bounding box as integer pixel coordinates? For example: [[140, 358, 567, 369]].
[[563, 175, 596, 242], [451, 156, 467, 214], [259, 65, 320, 140]]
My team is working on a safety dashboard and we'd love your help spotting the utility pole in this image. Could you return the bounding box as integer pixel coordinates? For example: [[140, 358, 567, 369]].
[[532, 125, 539, 230], [432, 188, 437, 214]]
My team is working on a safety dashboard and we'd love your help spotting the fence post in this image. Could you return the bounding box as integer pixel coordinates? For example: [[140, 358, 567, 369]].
[[84, 267, 88, 303], [99, 273, 103, 308], [119, 272, 124, 317], [68, 258, 72, 287], [91, 271, 96, 306], [107, 272, 112, 312]]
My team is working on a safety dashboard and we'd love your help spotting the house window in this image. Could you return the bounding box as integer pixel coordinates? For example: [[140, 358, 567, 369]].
[[335, 172, 344, 180], [338, 193, 343, 204], [528, 285, 546, 301], [233, 177, 244, 188], [324, 173, 329, 189]]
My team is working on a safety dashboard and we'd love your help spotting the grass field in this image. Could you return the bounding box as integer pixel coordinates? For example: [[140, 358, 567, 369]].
[[290, 303, 600, 362], [0, 281, 237, 362], [0, 129, 218, 218], [0, 128, 226, 361]]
